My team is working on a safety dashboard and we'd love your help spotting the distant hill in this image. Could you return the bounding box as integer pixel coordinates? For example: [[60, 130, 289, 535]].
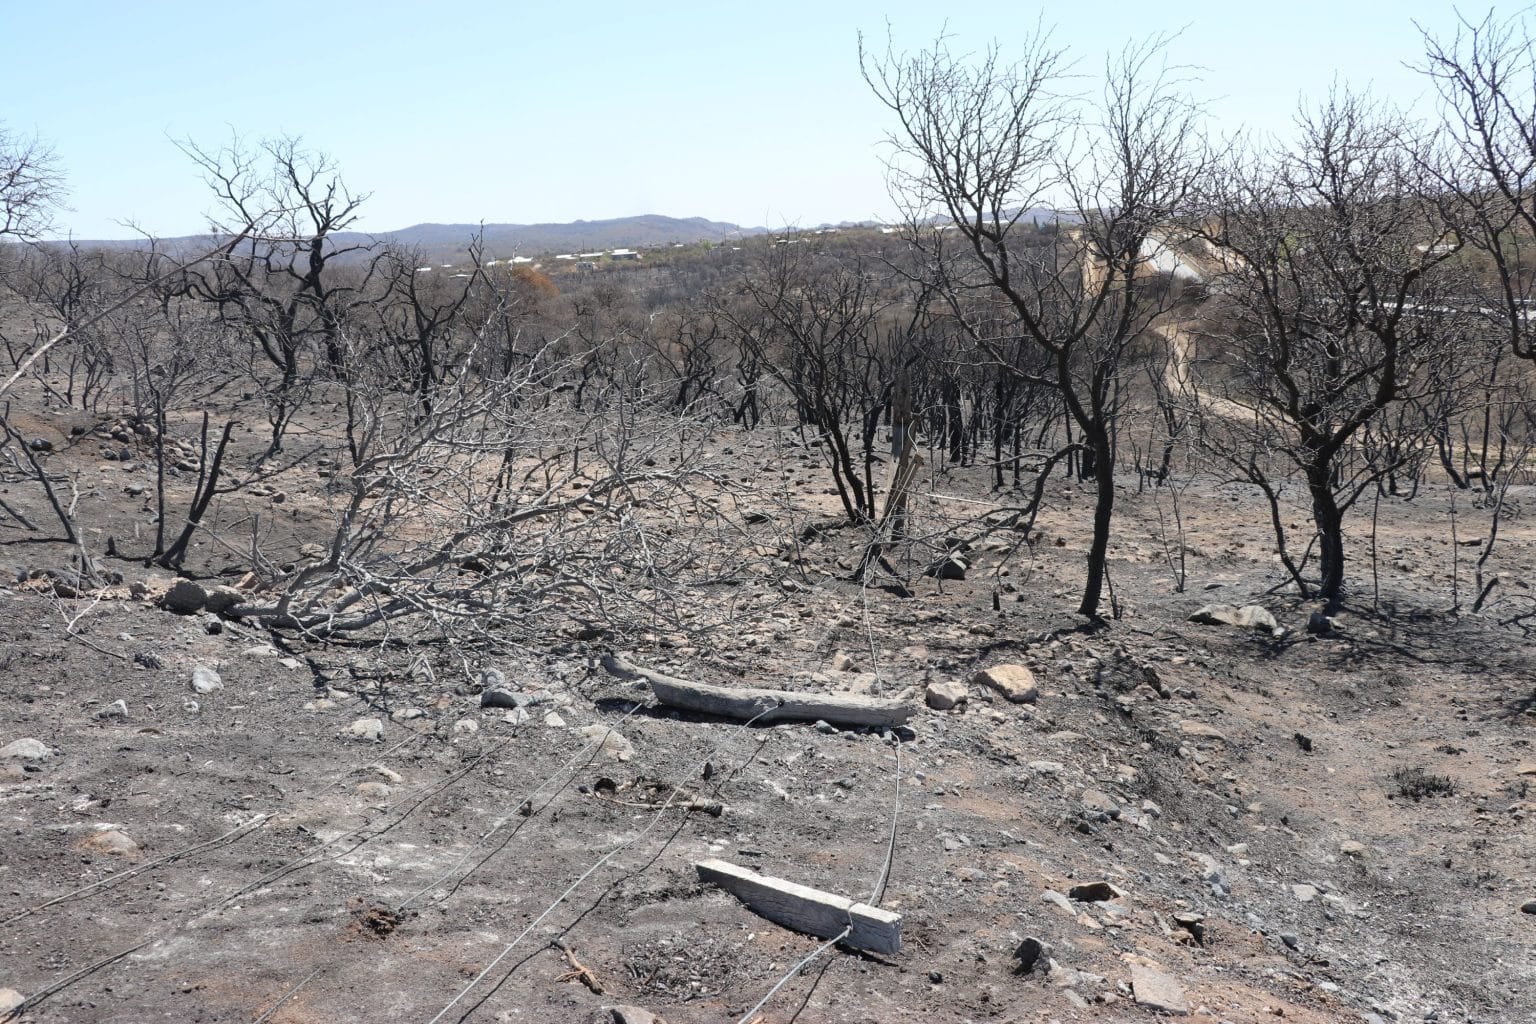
[[48, 214, 764, 265]]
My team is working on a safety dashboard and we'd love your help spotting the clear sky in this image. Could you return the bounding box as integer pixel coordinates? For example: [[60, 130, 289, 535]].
[[0, 0, 1503, 239]]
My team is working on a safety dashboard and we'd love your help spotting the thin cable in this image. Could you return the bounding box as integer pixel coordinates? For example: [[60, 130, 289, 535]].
[[867, 736, 901, 908], [733, 926, 851, 1024], [0, 815, 269, 928], [422, 702, 779, 1024], [250, 967, 323, 1024], [399, 704, 644, 910]]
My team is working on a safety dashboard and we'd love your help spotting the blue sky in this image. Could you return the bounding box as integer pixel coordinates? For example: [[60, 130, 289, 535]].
[[1, 0, 1498, 239]]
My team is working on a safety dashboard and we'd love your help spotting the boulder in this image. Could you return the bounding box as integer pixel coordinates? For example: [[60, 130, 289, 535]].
[[973, 664, 1038, 704], [925, 680, 969, 711], [161, 579, 208, 615], [1188, 603, 1282, 635], [1130, 964, 1190, 1015], [0, 738, 51, 760], [190, 665, 224, 694]]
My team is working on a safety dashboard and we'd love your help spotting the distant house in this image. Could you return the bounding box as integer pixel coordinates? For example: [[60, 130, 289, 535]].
[[510, 255, 534, 264], [555, 254, 576, 260], [576, 260, 598, 271], [415, 266, 433, 273], [609, 248, 640, 260]]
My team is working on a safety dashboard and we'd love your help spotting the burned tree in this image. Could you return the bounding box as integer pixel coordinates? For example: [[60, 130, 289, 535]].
[[863, 33, 1207, 617]]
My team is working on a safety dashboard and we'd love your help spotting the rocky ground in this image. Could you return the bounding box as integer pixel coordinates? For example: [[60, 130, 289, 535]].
[[1, 404, 1534, 1024]]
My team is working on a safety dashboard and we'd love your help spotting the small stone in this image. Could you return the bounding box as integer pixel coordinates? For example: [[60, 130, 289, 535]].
[[1028, 760, 1063, 775], [1341, 840, 1365, 858], [580, 724, 634, 761], [1520, 900, 1536, 915], [479, 668, 507, 692], [202, 585, 245, 615], [356, 781, 391, 800], [391, 707, 426, 722], [1041, 889, 1077, 916], [161, 579, 208, 614], [973, 664, 1038, 704], [481, 688, 520, 709], [190, 665, 223, 694], [1306, 611, 1333, 635], [1280, 932, 1300, 950], [346, 718, 385, 742], [1080, 789, 1122, 819], [1188, 603, 1282, 635], [94, 699, 129, 720], [1179, 720, 1227, 742], [1012, 936, 1049, 974], [0, 989, 22, 1013], [1292, 883, 1318, 903], [452, 719, 479, 736], [504, 708, 530, 726], [927, 553, 967, 580], [81, 829, 140, 858], [543, 712, 567, 728], [1130, 964, 1190, 1015], [0, 738, 51, 760], [925, 680, 968, 711], [602, 1006, 665, 1024], [1068, 880, 1124, 902], [830, 651, 857, 672]]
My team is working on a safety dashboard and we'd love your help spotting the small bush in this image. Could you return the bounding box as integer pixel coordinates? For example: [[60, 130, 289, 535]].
[[1392, 767, 1456, 801]]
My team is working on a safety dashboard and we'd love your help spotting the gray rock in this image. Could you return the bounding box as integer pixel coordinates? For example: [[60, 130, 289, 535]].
[[481, 688, 520, 709], [1041, 889, 1077, 916], [973, 664, 1038, 704], [0, 738, 51, 760], [346, 718, 385, 742], [1306, 611, 1334, 635], [83, 829, 140, 857], [1520, 900, 1536, 915], [202, 585, 245, 615], [161, 579, 208, 614], [1281, 932, 1300, 950], [190, 665, 223, 694], [479, 668, 507, 692], [580, 724, 633, 761], [601, 1006, 666, 1024], [543, 711, 567, 728], [1080, 789, 1122, 820], [356, 781, 391, 800], [1130, 964, 1190, 1015], [452, 718, 479, 736], [94, 699, 129, 720], [925, 680, 968, 711], [1292, 883, 1319, 902], [1188, 602, 1282, 635], [1028, 760, 1064, 775], [830, 651, 857, 672], [0, 989, 22, 1013]]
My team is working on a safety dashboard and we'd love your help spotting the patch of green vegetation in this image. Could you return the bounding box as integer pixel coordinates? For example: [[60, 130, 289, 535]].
[[1392, 767, 1456, 801]]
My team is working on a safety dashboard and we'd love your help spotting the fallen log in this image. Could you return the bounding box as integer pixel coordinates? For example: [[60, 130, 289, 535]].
[[601, 653, 914, 728], [695, 858, 901, 954]]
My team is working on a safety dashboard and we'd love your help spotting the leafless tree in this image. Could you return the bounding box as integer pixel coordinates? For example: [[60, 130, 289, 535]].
[[862, 31, 1207, 617], [1191, 92, 1466, 612], [177, 134, 373, 455], [0, 125, 66, 243]]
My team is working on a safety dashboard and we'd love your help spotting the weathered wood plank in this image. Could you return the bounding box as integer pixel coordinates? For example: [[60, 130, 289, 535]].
[[602, 653, 914, 728], [695, 858, 901, 954]]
